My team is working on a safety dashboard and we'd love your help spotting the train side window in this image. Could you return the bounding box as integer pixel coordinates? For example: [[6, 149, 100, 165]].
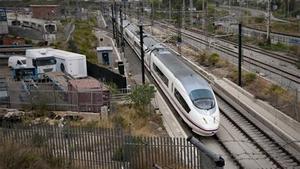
[[174, 88, 190, 113], [153, 63, 168, 86]]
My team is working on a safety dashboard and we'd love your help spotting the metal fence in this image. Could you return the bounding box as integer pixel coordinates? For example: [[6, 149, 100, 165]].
[[0, 124, 222, 169], [0, 80, 131, 113], [5, 88, 111, 113]]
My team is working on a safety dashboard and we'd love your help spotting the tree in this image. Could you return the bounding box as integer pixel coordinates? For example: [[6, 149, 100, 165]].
[[128, 84, 156, 117]]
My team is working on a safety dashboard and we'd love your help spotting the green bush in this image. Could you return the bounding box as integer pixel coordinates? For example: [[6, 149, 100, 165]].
[[208, 53, 220, 66], [128, 84, 155, 117], [71, 18, 98, 63], [268, 84, 285, 96], [259, 41, 289, 52], [243, 72, 257, 84]]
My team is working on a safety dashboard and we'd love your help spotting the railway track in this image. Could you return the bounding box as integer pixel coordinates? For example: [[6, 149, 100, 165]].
[[118, 17, 300, 168], [156, 22, 300, 85], [169, 42, 300, 168], [188, 27, 298, 65], [216, 96, 300, 169]]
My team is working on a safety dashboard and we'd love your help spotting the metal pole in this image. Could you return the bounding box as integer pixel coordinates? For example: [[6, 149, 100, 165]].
[[266, 0, 271, 44], [189, 0, 193, 25], [123, 0, 126, 20], [151, 2, 154, 34], [115, 3, 119, 47], [139, 25, 145, 84], [120, 6, 124, 53], [238, 23, 242, 87], [182, 0, 185, 27], [202, 0, 205, 31], [111, 4, 115, 39], [187, 136, 225, 168], [169, 0, 171, 21]]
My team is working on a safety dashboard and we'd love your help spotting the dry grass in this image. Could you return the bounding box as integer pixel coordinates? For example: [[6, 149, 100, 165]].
[[0, 140, 84, 169], [67, 104, 167, 137], [113, 105, 167, 137]]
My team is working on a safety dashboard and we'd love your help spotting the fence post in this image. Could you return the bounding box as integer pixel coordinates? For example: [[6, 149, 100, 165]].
[[54, 89, 56, 111], [187, 136, 225, 168], [296, 89, 299, 122]]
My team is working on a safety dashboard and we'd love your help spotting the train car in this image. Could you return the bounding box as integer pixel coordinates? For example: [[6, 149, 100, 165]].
[[121, 19, 220, 136], [7, 12, 57, 34]]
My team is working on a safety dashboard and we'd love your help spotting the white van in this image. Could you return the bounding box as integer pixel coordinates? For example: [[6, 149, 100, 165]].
[[8, 56, 27, 69]]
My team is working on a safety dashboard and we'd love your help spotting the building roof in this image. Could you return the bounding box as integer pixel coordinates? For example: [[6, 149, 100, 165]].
[[26, 48, 85, 60], [48, 48, 86, 60], [69, 78, 108, 91], [97, 46, 113, 51], [30, 5, 60, 7]]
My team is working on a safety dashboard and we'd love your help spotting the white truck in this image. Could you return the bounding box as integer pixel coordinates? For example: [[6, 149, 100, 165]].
[[49, 48, 87, 78], [26, 48, 57, 79]]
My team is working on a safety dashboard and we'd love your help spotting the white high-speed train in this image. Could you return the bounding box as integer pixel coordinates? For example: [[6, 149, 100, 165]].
[[120, 19, 220, 136]]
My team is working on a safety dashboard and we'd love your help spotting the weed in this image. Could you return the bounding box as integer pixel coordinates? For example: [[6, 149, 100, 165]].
[[196, 52, 208, 64], [268, 84, 286, 96], [243, 72, 257, 84], [215, 59, 229, 68], [228, 68, 238, 83], [0, 141, 70, 169], [112, 115, 127, 128], [208, 53, 220, 66]]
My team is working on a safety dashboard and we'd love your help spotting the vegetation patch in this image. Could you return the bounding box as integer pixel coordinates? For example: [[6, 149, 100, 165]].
[[69, 18, 98, 63], [208, 53, 220, 66], [258, 42, 289, 52], [0, 141, 79, 169]]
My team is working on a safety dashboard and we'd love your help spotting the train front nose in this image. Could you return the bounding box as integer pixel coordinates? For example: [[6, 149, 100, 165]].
[[201, 116, 219, 131]]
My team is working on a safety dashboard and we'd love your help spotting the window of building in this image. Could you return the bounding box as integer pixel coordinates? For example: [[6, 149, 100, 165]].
[[153, 63, 168, 86], [174, 88, 190, 113]]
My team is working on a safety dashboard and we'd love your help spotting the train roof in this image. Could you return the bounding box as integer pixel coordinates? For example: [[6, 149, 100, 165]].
[[124, 19, 211, 93], [155, 50, 211, 93]]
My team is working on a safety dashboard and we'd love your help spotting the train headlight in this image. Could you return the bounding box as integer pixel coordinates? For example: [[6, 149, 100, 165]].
[[203, 118, 208, 124]]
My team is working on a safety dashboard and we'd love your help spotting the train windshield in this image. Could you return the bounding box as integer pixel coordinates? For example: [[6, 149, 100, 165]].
[[189, 89, 215, 110]]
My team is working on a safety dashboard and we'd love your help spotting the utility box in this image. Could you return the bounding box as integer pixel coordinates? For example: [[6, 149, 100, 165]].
[[117, 61, 124, 75], [97, 47, 113, 66]]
